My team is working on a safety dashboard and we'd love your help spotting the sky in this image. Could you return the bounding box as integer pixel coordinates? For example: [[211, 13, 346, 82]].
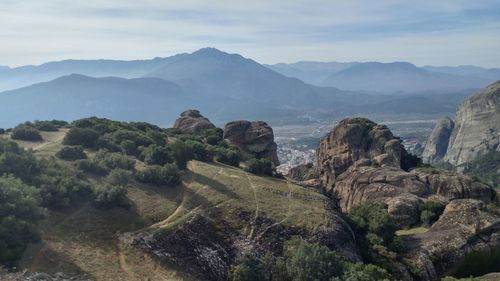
[[1, 0, 500, 67]]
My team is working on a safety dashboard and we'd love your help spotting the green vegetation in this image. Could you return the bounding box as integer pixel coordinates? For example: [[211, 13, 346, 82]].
[[136, 164, 181, 186], [467, 151, 500, 188], [56, 145, 87, 161], [93, 184, 128, 208], [0, 176, 44, 266], [63, 127, 100, 148], [11, 124, 43, 141], [0, 128, 5, 135], [419, 201, 445, 226], [245, 158, 274, 176], [453, 247, 500, 278], [229, 241, 394, 281]]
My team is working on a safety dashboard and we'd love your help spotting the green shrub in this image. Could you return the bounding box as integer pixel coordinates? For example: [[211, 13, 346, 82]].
[[76, 159, 109, 176], [63, 127, 99, 148], [342, 263, 394, 281], [169, 140, 193, 170], [120, 140, 137, 155], [419, 201, 445, 226], [142, 144, 172, 166], [0, 128, 5, 135], [285, 242, 344, 281], [11, 125, 43, 141], [0, 176, 44, 266], [93, 185, 128, 207], [229, 255, 267, 281], [185, 140, 211, 162], [0, 139, 41, 183], [467, 151, 500, 188], [206, 135, 221, 145], [216, 147, 241, 167], [106, 169, 133, 186], [112, 130, 154, 147], [56, 146, 87, 161], [136, 164, 181, 186], [245, 158, 273, 176], [94, 150, 135, 170]]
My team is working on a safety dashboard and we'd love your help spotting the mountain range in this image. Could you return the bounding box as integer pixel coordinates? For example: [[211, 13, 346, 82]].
[[0, 47, 499, 128]]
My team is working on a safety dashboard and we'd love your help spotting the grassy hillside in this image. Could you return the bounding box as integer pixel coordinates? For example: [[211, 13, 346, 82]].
[[4, 125, 328, 281]]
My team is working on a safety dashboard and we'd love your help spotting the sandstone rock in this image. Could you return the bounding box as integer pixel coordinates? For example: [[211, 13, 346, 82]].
[[313, 118, 402, 188], [404, 199, 500, 281], [444, 81, 500, 170], [332, 165, 495, 227], [287, 163, 315, 181], [422, 117, 455, 164], [223, 120, 279, 165], [173, 109, 216, 134]]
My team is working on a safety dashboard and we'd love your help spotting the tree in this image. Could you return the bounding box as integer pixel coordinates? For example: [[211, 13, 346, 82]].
[[93, 184, 128, 207], [229, 255, 266, 281], [63, 127, 99, 148], [245, 158, 273, 176], [285, 242, 344, 281], [0, 176, 44, 266], [342, 263, 394, 281], [170, 141, 193, 170], [419, 201, 445, 226], [135, 164, 181, 186], [142, 145, 172, 166], [11, 125, 43, 141], [56, 146, 87, 161]]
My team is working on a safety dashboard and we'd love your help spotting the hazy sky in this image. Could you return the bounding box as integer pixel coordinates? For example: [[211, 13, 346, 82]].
[[1, 0, 500, 67]]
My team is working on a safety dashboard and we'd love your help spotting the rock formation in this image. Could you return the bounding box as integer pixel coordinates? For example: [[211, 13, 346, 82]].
[[422, 117, 455, 164], [173, 109, 216, 134], [223, 120, 280, 165], [313, 118, 402, 188], [443, 81, 500, 170], [404, 199, 500, 281]]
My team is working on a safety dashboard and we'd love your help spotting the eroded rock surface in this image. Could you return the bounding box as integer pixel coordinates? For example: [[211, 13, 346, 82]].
[[422, 117, 455, 164], [404, 199, 500, 281], [223, 120, 279, 165], [313, 118, 402, 188], [444, 81, 500, 170], [173, 109, 216, 134]]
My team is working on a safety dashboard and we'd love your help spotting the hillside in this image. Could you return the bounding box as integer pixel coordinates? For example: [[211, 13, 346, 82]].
[[321, 62, 490, 93], [264, 61, 358, 85], [0, 75, 189, 128]]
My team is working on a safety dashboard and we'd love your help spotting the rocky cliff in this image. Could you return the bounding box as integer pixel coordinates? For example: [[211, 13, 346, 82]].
[[313, 118, 402, 188], [173, 109, 216, 134], [443, 81, 500, 170], [223, 120, 280, 166], [422, 117, 455, 164]]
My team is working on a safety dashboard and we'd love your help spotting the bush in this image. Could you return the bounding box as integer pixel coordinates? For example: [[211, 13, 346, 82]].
[[0, 176, 44, 266], [216, 147, 241, 167], [229, 255, 266, 281], [206, 135, 221, 145], [342, 263, 394, 281], [186, 140, 211, 162], [94, 150, 135, 170], [93, 185, 128, 207], [76, 159, 109, 176], [63, 127, 99, 148], [142, 145, 172, 166], [11, 125, 42, 141], [136, 164, 181, 186], [106, 169, 133, 186], [0, 139, 41, 183], [56, 146, 87, 161], [120, 140, 137, 155], [420, 201, 445, 226], [170, 141, 193, 170], [0, 128, 5, 135], [245, 158, 273, 176]]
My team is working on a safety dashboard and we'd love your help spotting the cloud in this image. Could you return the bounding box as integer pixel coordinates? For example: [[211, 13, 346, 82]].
[[0, 0, 499, 67]]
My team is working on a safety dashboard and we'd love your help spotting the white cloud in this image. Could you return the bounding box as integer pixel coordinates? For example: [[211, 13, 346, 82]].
[[0, 0, 499, 67]]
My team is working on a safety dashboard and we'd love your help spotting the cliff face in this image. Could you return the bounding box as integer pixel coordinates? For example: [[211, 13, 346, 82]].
[[422, 117, 455, 164], [313, 118, 402, 188], [223, 120, 280, 166], [443, 81, 500, 169]]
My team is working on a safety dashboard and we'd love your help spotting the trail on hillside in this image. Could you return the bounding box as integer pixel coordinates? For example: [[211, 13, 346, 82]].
[[118, 246, 136, 281], [254, 180, 293, 241], [246, 174, 260, 239]]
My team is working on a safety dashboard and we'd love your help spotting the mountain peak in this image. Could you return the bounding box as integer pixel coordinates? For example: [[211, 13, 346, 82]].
[[191, 47, 228, 57]]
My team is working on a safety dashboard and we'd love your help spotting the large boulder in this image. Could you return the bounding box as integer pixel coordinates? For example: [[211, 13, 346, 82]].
[[313, 118, 402, 188], [443, 81, 500, 170], [404, 199, 500, 281], [422, 117, 455, 164], [223, 120, 279, 165], [173, 110, 216, 134]]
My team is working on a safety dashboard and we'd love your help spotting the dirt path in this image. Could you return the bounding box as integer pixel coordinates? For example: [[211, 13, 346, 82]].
[[254, 180, 293, 241], [246, 174, 260, 239], [118, 246, 136, 281], [33, 130, 67, 151]]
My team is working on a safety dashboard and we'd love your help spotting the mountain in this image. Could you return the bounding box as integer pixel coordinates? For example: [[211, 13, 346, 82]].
[[265, 61, 358, 85], [321, 62, 491, 93], [0, 74, 188, 127], [423, 65, 500, 81], [443, 80, 500, 169], [0, 58, 168, 92]]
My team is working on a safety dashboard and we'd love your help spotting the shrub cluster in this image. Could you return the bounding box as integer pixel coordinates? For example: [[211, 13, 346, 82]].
[[419, 201, 445, 227], [245, 158, 274, 176], [11, 125, 43, 141], [56, 146, 87, 161], [136, 164, 181, 186]]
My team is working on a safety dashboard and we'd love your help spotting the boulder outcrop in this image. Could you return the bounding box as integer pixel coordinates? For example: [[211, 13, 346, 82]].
[[443, 81, 500, 170], [404, 199, 500, 281], [313, 118, 402, 188], [223, 120, 280, 165], [422, 117, 455, 164], [173, 109, 216, 134]]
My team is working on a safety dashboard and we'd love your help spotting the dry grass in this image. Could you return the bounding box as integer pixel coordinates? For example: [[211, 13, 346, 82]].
[[396, 227, 429, 236]]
